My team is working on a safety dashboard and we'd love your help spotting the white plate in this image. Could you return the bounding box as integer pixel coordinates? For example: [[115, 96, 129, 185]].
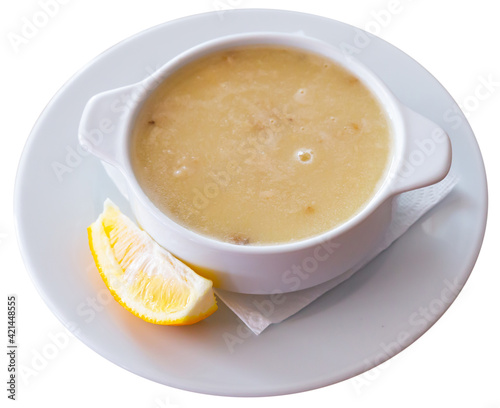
[[14, 9, 487, 397]]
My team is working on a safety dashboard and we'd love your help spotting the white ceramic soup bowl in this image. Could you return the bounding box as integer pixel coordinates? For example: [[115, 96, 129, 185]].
[[79, 32, 451, 294]]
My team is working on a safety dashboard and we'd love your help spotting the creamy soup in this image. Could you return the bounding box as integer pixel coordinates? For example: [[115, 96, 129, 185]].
[[132, 46, 391, 245]]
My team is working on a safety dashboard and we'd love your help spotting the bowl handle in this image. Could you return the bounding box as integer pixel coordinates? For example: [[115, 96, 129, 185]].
[[389, 105, 452, 195], [78, 83, 140, 168]]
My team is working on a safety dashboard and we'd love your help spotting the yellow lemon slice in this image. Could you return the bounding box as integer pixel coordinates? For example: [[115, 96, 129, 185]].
[[87, 199, 217, 325]]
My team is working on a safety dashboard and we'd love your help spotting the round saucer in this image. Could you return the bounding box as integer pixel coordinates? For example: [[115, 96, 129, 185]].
[[14, 9, 487, 397]]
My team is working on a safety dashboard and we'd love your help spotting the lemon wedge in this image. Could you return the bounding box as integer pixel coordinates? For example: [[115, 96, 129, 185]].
[[87, 199, 217, 325]]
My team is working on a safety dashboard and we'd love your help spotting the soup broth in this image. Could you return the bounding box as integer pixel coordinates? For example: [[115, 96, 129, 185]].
[[132, 46, 391, 245]]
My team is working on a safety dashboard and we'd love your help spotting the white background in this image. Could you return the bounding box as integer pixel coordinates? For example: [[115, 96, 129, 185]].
[[1, 0, 499, 406]]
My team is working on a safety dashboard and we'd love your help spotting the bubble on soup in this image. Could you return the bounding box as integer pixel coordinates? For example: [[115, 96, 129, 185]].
[[297, 149, 313, 163], [294, 88, 308, 103]]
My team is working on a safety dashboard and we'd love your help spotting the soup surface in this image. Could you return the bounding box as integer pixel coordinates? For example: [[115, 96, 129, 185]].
[[132, 46, 391, 245]]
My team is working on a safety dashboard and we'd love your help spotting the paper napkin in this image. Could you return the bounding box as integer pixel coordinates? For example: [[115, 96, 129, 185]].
[[214, 173, 458, 335]]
